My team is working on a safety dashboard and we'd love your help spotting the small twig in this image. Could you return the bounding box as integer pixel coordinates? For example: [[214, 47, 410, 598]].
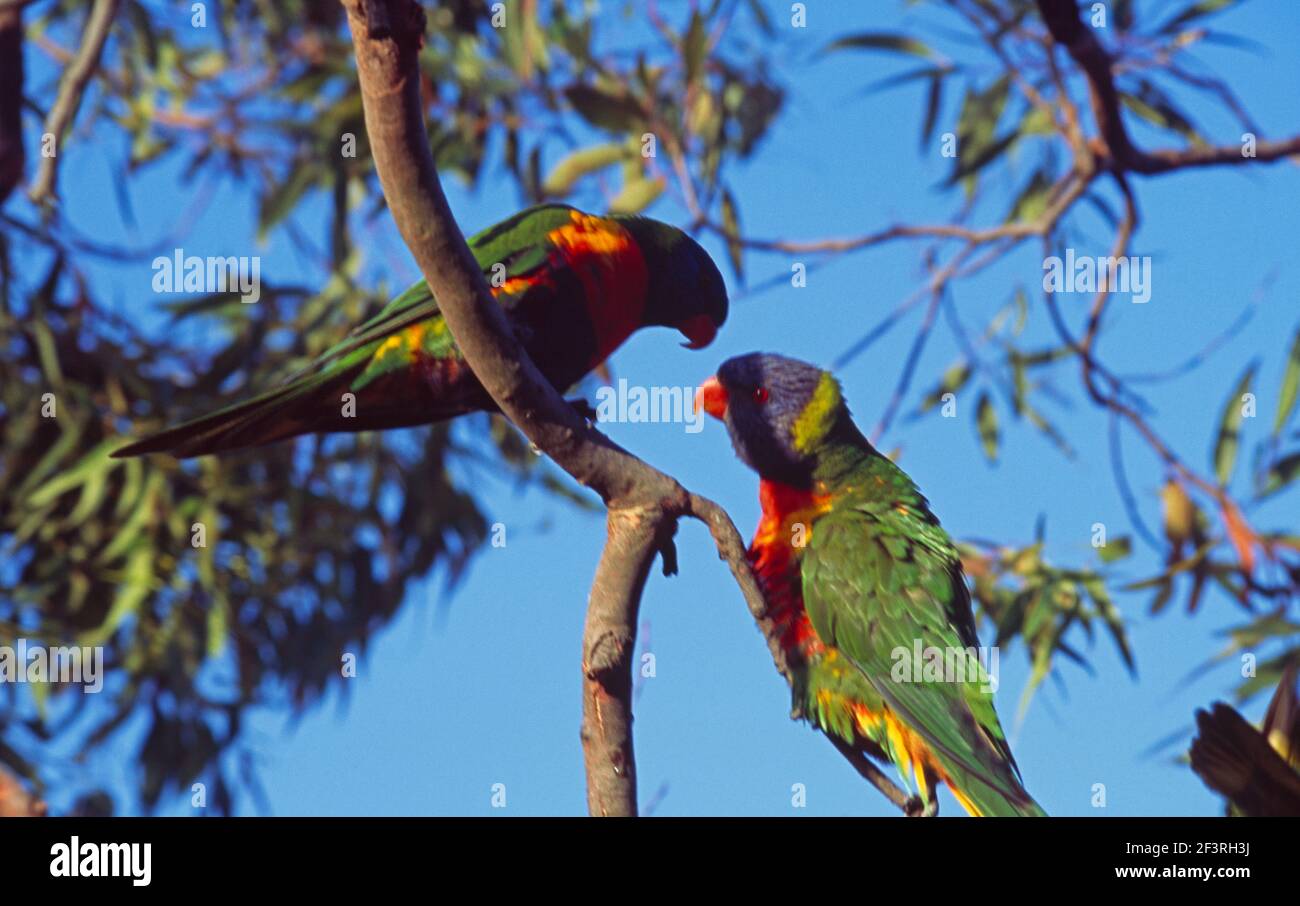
[[872, 285, 946, 445], [1108, 412, 1162, 552], [1123, 270, 1275, 385], [684, 494, 799, 703]]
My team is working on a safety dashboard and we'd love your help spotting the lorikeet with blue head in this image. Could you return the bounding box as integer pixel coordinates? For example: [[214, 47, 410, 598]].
[[698, 352, 1045, 817], [114, 204, 727, 458]]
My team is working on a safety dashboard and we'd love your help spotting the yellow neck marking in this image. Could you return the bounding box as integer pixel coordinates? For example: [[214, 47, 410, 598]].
[[792, 373, 842, 453]]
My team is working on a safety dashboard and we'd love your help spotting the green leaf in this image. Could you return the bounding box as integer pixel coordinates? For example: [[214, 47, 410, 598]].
[[824, 32, 937, 60], [976, 392, 999, 463], [81, 545, 154, 647], [541, 143, 627, 196], [1099, 535, 1133, 563], [608, 176, 664, 214], [31, 321, 65, 388], [948, 130, 1018, 184], [951, 75, 1012, 193], [920, 72, 943, 149], [1157, 0, 1241, 34], [1084, 579, 1135, 674], [1260, 451, 1300, 498], [1212, 362, 1257, 485], [1006, 169, 1053, 223], [1274, 327, 1300, 434], [207, 592, 230, 658], [683, 10, 708, 88], [863, 64, 950, 94], [917, 361, 971, 413], [564, 84, 645, 132], [99, 472, 163, 564], [719, 188, 744, 282], [259, 162, 321, 241], [26, 439, 121, 508], [1121, 81, 1206, 146], [1023, 403, 1077, 460], [501, 0, 546, 80]]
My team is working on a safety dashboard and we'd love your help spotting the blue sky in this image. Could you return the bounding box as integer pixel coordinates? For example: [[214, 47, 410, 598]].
[[15, 0, 1300, 816]]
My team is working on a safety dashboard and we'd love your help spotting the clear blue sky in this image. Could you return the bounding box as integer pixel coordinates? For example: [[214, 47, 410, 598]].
[[19, 0, 1300, 816]]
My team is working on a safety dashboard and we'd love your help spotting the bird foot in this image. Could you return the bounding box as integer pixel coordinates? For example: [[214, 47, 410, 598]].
[[904, 795, 938, 818], [567, 398, 598, 424]]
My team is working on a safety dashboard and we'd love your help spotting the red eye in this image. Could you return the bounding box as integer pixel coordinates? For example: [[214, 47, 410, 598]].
[[752, 386, 769, 404]]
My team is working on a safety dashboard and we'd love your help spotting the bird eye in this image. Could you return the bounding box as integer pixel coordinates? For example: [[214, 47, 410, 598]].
[[752, 386, 769, 404]]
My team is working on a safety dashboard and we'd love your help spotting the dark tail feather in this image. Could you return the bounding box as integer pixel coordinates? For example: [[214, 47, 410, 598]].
[[112, 373, 343, 459], [1190, 702, 1300, 816], [113, 363, 484, 458]]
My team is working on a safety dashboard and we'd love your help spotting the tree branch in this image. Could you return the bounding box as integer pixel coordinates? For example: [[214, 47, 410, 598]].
[[340, 0, 912, 817], [580, 505, 674, 815], [341, 0, 692, 817], [27, 0, 121, 205], [1034, 0, 1300, 175]]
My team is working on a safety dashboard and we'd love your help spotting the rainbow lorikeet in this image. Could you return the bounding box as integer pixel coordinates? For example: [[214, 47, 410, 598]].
[[698, 353, 1044, 817], [114, 204, 727, 458]]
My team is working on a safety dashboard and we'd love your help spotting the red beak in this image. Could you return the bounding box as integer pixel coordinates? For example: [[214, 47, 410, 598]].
[[676, 313, 718, 350], [696, 376, 728, 420]]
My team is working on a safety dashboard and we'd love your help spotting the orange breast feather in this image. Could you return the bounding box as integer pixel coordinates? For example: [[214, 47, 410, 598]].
[[748, 480, 833, 661]]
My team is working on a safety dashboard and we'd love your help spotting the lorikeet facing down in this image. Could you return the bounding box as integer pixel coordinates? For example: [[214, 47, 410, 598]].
[[698, 353, 1044, 817], [114, 204, 727, 458]]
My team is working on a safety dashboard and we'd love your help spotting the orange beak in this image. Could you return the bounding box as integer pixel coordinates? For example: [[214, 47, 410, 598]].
[[695, 376, 728, 420], [676, 313, 718, 350]]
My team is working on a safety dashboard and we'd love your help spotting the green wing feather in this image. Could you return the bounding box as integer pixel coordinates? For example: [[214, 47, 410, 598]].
[[301, 204, 573, 379], [112, 205, 578, 458], [802, 495, 1046, 816]]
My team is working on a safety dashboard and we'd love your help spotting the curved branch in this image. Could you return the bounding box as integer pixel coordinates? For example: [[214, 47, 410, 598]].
[[340, 0, 912, 817], [341, 0, 673, 817]]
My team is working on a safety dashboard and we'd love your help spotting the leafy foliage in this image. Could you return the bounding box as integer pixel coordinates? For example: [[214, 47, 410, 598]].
[[4, 0, 1297, 814], [2, 0, 782, 812]]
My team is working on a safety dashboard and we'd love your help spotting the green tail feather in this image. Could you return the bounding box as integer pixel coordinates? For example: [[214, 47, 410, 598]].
[[948, 764, 1048, 817]]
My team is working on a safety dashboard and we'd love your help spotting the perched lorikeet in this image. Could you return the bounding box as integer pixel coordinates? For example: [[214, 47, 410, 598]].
[[698, 353, 1045, 817], [114, 204, 727, 458]]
